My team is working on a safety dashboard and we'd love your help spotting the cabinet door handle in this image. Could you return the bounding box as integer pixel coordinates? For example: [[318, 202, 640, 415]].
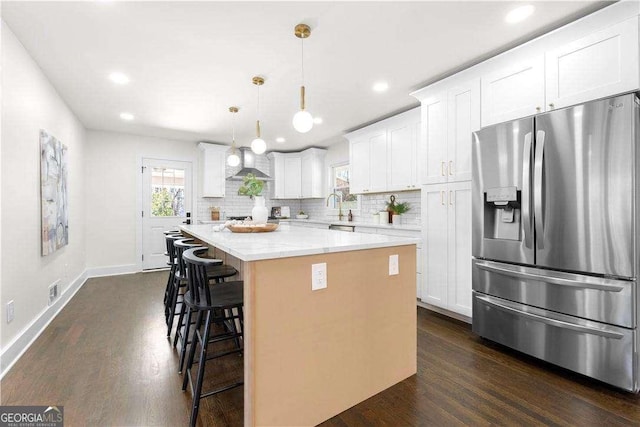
[[440, 191, 445, 205], [441, 161, 446, 176], [549, 103, 555, 109], [449, 190, 454, 206], [448, 161, 453, 176], [535, 106, 541, 112]]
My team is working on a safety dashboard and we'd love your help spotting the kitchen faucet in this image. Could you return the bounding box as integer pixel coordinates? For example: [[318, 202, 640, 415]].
[[326, 193, 344, 221]]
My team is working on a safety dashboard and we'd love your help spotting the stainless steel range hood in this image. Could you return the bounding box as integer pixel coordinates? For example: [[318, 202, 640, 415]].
[[227, 147, 272, 181]]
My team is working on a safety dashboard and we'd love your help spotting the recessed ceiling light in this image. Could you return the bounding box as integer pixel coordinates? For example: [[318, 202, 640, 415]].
[[109, 72, 130, 85], [313, 117, 323, 124], [505, 5, 535, 24], [276, 137, 286, 143], [120, 112, 134, 121], [373, 81, 389, 92]]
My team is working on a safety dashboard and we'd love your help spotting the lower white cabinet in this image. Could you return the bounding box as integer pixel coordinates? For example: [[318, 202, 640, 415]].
[[198, 142, 227, 198], [421, 181, 472, 317]]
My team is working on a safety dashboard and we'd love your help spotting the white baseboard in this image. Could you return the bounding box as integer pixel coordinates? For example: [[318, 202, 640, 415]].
[[417, 300, 472, 324], [0, 263, 142, 379], [0, 269, 88, 378], [85, 264, 138, 278]]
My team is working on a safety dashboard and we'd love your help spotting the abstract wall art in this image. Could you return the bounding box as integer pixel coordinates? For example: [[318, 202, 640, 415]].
[[40, 130, 69, 256]]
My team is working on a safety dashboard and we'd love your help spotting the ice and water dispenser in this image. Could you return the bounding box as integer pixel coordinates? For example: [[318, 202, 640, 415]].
[[483, 186, 521, 241]]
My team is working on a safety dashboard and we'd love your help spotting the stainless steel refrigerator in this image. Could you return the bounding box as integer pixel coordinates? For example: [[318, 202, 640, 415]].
[[471, 93, 640, 392]]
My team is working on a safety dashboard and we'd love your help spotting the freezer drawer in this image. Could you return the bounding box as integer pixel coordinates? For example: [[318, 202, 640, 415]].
[[473, 293, 636, 391], [473, 259, 635, 328]]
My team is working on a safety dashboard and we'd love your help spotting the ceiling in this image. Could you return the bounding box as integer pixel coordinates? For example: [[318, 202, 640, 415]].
[[2, 1, 610, 151]]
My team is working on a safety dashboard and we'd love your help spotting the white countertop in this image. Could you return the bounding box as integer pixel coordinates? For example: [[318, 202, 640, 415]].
[[181, 223, 419, 262]]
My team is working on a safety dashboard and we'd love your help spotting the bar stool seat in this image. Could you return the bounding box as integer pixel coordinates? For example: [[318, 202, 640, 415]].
[[181, 247, 244, 427]]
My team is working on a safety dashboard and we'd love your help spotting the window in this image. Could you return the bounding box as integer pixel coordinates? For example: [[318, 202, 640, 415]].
[[329, 163, 358, 210], [150, 167, 185, 217]]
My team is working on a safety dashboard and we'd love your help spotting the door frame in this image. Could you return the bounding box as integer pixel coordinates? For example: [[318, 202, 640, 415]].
[[135, 155, 196, 272]]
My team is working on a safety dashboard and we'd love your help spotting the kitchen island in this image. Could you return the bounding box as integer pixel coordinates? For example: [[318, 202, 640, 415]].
[[180, 223, 419, 426]]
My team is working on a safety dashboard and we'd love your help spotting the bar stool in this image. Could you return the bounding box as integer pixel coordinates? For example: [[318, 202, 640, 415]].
[[181, 247, 244, 427], [167, 238, 207, 337], [169, 240, 239, 341], [164, 234, 184, 322]]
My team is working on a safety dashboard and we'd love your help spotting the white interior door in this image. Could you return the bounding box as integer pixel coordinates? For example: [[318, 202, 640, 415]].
[[142, 158, 192, 270]]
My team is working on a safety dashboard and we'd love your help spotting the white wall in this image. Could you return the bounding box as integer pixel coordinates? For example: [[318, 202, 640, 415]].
[[85, 130, 200, 269], [1, 22, 86, 353]]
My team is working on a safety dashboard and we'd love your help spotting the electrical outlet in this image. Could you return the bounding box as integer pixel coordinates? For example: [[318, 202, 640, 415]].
[[7, 300, 14, 324], [312, 263, 327, 290], [389, 254, 399, 276], [49, 280, 60, 306]]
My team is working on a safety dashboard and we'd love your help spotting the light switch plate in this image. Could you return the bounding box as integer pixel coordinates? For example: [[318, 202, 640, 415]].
[[312, 263, 327, 290], [6, 300, 14, 324], [389, 254, 399, 276]]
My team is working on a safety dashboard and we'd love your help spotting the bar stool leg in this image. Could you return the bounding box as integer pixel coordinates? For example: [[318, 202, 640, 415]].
[[178, 306, 194, 374], [183, 310, 204, 391], [189, 310, 213, 427]]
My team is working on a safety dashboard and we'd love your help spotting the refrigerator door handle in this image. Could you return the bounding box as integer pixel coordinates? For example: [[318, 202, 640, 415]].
[[475, 294, 625, 339], [475, 260, 625, 292], [522, 132, 533, 248], [534, 130, 546, 249]]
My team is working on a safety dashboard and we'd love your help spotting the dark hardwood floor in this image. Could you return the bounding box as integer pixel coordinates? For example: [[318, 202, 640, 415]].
[[2, 271, 639, 426]]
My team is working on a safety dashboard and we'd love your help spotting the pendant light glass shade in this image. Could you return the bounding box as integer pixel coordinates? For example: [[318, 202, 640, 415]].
[[251, 137, 266, 154], [293, 110, 313, 133], [227, 106, 241, 166], [251, 76, 267, 155], [227, 152, 240, 167], [293, 24, 313, 134]]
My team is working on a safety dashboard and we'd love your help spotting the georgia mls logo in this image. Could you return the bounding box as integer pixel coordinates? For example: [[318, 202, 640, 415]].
[[0, 405, 64, 427]]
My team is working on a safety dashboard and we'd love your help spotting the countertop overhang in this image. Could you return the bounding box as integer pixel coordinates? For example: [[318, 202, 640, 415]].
[[180, 223, 420, 262]]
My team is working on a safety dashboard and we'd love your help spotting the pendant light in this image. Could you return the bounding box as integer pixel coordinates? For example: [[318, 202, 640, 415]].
[[250, 76, 267, 155], [227, 106, 241, 167], [293, 23, 313, 133]]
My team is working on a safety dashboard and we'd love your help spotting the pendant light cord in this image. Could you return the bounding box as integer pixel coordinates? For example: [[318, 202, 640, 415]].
[[301, 37, 305, 85]]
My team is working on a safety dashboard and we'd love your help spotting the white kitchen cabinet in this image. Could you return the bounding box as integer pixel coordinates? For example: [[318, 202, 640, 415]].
[[482, 17, 640, 127], [545, 17, 639, 111], [301, 148, 327, 198], [418, 79, 479, 185], [198, 142, 228, 198], [269, 148, 326, 199], [481, 56, 545, 127], [421, 181, 471, 317], [388, 113, 420, 191], [347, 108, 420, 194], [349, 129, 387, 194]]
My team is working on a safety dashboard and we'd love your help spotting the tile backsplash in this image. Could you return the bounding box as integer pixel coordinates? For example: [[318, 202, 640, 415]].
[[301, 190, 421, 226], [196, 151, 421, 226], [196, 153, 301, 220]]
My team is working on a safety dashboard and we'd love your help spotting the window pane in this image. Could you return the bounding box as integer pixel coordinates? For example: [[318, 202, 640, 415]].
[[151, 167, 185, 217], [331, 164, 358, 210]]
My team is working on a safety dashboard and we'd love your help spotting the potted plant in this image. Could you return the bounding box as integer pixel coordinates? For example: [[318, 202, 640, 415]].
[[296, 210, 309, 219], [386, 200, 411, 225], [238, 173, 268, 223]]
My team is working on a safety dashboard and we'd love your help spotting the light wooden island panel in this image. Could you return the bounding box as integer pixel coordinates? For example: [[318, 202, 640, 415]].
[[180, 224, 418, 426], [244, 245, 416, 426]]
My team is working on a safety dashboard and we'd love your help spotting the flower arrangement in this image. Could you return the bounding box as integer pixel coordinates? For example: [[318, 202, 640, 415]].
[[237, 173, 264, 198]]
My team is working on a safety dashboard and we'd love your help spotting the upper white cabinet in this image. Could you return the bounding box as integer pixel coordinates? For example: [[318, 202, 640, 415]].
[[198, 142, 227, 198], [269, 148, 326, 199], [545, 17, 639, 110], [481, 57, 545, 127], [388, 116, 420, 191], [301, 148, 327, 198], [417, 79, 480, 185], [481, 17, 640, 127], [347, 108, 420, 194]]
